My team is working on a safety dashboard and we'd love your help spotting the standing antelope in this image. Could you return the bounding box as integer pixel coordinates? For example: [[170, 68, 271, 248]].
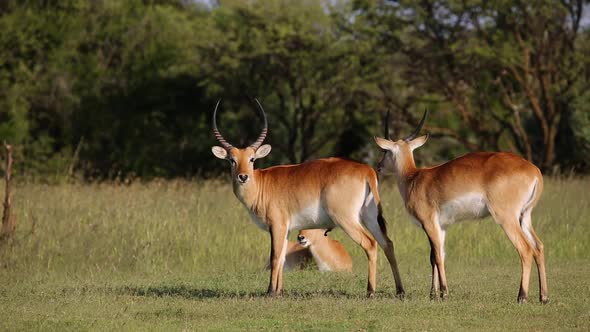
[[211, 99, 404, 297], [297, 229, 353, 272], [374, 110, 548, 304]]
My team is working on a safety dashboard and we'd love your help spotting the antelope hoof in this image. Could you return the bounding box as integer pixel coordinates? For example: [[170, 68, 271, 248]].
[[430, 290, 438, 301], [540, 295, 549, 305], [440, 292, 448, 301], [267, 289, 283, 297], [517, 289, 527, 304], [396, 289, 406, 300], [367, 291, 375, 298]]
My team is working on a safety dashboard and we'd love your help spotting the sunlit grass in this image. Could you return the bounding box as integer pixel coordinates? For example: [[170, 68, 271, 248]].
[[0, 177, 589, 330]]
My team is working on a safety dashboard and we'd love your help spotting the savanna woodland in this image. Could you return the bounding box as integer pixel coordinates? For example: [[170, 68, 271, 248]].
[[1, 0, 589, 330], [1, 0, 589, 180]]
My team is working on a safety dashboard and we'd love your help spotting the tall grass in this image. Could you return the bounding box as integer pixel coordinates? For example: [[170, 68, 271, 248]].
[[2, 177, 587, 277], [0, 177, 589, 330]]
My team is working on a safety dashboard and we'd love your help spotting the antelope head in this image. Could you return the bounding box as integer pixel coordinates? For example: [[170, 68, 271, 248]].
[[211, 99, 272, 187], [374, 110, 429, 176]]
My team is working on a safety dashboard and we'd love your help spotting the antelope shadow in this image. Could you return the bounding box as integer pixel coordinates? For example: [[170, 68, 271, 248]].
[[116, 284, 368, 300]]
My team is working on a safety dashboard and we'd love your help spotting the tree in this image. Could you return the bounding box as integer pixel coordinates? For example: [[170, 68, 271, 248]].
[[200, 0, 380, 164], [0, 0, 214, 179], [355, 0, 589, 172]]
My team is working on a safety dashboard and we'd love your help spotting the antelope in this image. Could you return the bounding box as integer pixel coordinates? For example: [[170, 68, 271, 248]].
[[211, 99, 405, 297], [374, 110, 548, 304], [267, 229, 352, 272], [297, 229, 353, 272], [267, 240, 313, 271]]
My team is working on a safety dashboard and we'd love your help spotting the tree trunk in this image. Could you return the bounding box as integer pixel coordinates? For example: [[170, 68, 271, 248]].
[[542, 120, 559, 172], [1, 142, 15, 241]]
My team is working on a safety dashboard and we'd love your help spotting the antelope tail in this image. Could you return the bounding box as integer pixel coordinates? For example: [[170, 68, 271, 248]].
[[367, 170, 388, 235]]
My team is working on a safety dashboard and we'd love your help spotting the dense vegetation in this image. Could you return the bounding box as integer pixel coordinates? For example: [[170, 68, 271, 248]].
[[1, 0, 589, 179]]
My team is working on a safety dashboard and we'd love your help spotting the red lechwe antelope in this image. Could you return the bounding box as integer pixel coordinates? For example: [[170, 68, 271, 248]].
[[211, 99, 404, 297], [268, 229, 352, 272], [374, 110, 547, 304], [267, 240, 312, 271], [297, 229, 353, 272]]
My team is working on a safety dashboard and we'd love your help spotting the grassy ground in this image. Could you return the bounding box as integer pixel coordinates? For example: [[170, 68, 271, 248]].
[[0, 177, 589, 330]]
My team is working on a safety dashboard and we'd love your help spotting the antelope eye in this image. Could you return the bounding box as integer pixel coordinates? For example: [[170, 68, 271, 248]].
[[249, 157, 255, 163], [229, 159, 236, 165]]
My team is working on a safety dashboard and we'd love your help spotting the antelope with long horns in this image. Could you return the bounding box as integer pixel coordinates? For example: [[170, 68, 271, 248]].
[[374, 110, 547, 304], [211, 99, 405, 297]]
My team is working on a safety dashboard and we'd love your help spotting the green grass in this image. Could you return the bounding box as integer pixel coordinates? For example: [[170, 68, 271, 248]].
[[0, 177, 589, 330]]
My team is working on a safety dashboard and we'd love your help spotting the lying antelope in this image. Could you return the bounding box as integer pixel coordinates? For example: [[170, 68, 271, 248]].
[[211, 99, 404, 297], [267, 229, 352, 272], [374, 110, 547, 304], [269, 240, 313, 271], [297, 229, 353, 272]]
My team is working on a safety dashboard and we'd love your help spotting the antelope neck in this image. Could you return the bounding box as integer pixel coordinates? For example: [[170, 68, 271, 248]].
[[232, 170, 262, 209], [394, 153, 419, 203]]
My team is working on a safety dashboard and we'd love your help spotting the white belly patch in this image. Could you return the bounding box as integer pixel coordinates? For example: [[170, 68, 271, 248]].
[[439, 193, 489, 227], [289, 203, 335, 231]]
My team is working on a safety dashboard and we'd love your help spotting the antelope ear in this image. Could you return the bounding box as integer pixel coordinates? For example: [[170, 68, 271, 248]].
[[255, 144, 272, 159], [373, 136, 394, 151], [409, 134, 429, 151], [211, 146, 228, 159]]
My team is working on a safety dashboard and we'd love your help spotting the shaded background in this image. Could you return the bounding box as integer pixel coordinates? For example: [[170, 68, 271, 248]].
[[0, 0, 589, 180]]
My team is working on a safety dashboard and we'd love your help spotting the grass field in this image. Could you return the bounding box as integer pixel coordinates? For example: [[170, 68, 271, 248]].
[[0, 177, 589, 330]]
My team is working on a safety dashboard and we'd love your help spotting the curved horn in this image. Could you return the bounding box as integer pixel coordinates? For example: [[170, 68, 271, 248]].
[[403, 109, 428, 141], [212, 99, 234, 150], [250, 98, 268, 150], [383, 109, 391, 139]]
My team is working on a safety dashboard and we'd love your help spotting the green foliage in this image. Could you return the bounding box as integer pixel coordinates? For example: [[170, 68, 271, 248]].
[[0, 0, 211, 179], [354, 0, 589, 171], [199, 0, 381, 164]]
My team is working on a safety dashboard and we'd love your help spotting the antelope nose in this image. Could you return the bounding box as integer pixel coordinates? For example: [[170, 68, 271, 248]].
[[297, 235, 304, 242], [238, 174, 249, 183]]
